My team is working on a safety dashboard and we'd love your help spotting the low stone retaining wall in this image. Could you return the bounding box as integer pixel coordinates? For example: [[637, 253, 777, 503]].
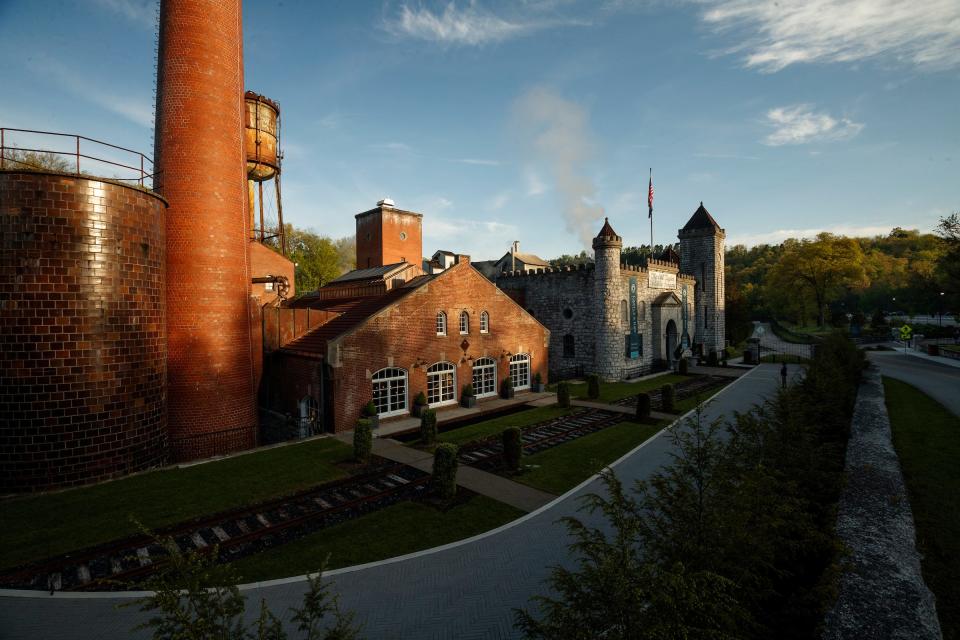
[[822, 366, 942, 639]]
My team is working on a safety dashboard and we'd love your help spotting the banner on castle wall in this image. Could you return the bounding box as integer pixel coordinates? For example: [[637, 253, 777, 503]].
[[628, 277, 640, 359], [649, 270, 676, 289]]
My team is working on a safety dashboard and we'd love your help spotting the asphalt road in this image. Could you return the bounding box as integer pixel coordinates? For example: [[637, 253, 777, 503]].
[[0, 365, 788, 640], [868, 352, 960, 417]]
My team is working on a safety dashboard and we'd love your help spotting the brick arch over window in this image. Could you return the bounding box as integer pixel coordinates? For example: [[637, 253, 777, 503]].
[[480, 310, 490, 333], [509, 353, 531, 390], [436, 311, 447, 336], [459, 310, 470, 334], [427, 361, 457, 407], [472, 357, 497, 398]]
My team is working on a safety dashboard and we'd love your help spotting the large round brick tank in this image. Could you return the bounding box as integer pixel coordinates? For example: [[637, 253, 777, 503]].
[[0, 172, 168, 491], [154, 0, 258, 460]]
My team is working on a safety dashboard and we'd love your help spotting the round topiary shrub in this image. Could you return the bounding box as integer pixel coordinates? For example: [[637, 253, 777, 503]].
[[587, 374, 601, 400], [557, 381, 571, 408], [362, 400, 377, 417], [420, 409, 437, 446], [354, 419, 372, 463], [678, 358, 689, 375], [635, 392, 651, 420], [502, 427, 522, 472], [707, 350, 719, 367], [661, 384, 676, 413], [433, 443, 459, 500]]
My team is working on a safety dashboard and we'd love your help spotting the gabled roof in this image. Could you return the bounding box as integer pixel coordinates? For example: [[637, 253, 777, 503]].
[[494, 252, 550, 268], [596, 217, 619, 239], [328, 262, 408, 284], [282, 275, 435, 356], [682, 202, 721, 232], [652, 291, 681, 306]]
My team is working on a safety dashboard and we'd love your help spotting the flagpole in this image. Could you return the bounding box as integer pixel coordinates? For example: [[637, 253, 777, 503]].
[[648, 168, 654, 260]]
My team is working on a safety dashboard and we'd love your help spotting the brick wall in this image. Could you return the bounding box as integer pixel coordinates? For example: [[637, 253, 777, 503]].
[[154, 0, 257, 461], [355, 206, 423, 269], [0, 172, 168, 491], [679, 227, 726, 354], [249, 240, 295, 302], [274, 262, 549, 432]]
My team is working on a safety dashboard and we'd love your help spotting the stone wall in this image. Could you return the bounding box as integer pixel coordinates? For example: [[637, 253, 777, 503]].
[[679, 228, 725, 354], [497, 266, 596, 381]]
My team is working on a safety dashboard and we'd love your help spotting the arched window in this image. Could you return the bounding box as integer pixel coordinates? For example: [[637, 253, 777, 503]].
[[509, 353, 531, 391], [372, 368, 408, 417], [638, 301, 646, 322], [436, 311, 447, 336], [427, 361, 457, 406], [563, 334, 576, 357], [472, 357, 497, 398], [620, 300, 628, 327], [704, 305, 709, 330], [459, 310, 470, 335], [480, 311, 490, 334]]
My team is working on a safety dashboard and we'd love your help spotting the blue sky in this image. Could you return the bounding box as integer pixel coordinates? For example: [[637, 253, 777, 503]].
[[1, 0, 958, 260]]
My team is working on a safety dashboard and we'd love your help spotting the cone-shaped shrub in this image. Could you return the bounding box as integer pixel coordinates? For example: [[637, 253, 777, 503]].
[[420, 409, 437, 445], [661, 384, 676, 412], [678, 358, 689, 375], [635, 392, 651, 420], [433, 443, 459, 500], [707, 350, 719, 367], [354, 419, 372, 463], [587, 374, 601, 400], [557, 381, 571, 408], [502, 427, 522, 472]]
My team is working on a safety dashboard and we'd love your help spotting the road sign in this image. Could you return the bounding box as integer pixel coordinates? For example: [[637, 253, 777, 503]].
[[899, 324, 912, 341]]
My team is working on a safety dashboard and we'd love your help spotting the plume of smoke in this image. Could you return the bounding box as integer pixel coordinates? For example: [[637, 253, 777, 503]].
[[513, 87, 604, 248]]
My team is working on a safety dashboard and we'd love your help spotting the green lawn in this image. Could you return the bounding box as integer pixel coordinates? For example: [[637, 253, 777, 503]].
[[558, 374, 687, 404], [516, 420, 666, 495], [0, 438, 354, 570], [230, 495, 523, 582], [883, 377, 960, 639], [437, 405, 574, 447]]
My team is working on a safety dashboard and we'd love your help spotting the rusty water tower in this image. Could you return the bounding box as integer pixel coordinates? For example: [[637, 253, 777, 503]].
[[245, 91, 286, 255]]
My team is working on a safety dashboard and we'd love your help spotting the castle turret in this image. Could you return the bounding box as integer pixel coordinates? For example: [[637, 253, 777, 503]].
[[592, 218, 624, 380], [679, 203, 725, 355]]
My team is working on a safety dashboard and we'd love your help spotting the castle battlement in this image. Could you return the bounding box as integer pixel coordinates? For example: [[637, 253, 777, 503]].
[[498, 263, 595, 278]]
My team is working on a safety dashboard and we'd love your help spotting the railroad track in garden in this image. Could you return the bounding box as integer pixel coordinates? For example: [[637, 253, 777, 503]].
[[0, 459, 430, 592], [456, 408, 626, 472], [612, 375, 730, 409]]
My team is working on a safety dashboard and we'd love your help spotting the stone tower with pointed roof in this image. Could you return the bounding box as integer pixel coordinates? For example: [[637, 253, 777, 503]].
[[679, 202, 725, 355], [592, 218, 624, 379]]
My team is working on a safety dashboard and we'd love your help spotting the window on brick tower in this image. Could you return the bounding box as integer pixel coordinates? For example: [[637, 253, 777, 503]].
[[700, 263, 705, 292], [436, 311, 447, 336], [620, 300, 628, 328], [704, 305, 709, 330], [563, 334, 575, 357], [480, 310, 489, 333], [460, 311, 470, 334]]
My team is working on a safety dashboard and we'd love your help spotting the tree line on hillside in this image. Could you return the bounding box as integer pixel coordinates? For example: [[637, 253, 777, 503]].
[[726, 217, 958, 338]]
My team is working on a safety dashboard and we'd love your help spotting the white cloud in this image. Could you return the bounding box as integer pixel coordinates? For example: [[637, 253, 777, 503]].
[[762, 104, 863, 146], [701, 0, 960, 72], [385, 3, 530, 45], [455, 157, 500, 166], [489, 191, 511, 210], [28, 56, 152, 128], [525, 168, 547, 196], [693, 152, 760, 160], [729, 223, 895, 247], [94, 0, 155, 27]]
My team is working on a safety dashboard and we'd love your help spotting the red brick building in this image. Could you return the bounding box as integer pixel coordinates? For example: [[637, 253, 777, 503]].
[[264, 202, 549, 433]]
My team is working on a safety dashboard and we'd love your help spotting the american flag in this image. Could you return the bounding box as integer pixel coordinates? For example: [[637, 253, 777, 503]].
[[647, 170, 654, 220]]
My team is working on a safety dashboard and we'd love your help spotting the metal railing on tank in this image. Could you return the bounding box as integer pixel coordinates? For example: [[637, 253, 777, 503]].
[[0, 128, 156, 189]]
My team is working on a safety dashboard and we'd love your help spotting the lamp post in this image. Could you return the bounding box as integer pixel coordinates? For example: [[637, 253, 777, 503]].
[[939, 292, 945, 346]]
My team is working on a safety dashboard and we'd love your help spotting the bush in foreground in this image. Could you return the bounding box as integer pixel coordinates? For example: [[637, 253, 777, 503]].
[[586, 374, 601, 400], [502, 427, 522, 472], [557, 382, 571, 408], [433, 443, 459, 500], [420, 409, 437, 446], [660, 384, 675, 412], [635, 393, 651, 421], [353, 420, 372, 464]]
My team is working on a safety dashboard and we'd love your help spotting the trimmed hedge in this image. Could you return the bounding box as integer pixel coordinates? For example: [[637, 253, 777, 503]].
[[354, 419, 372, 463], [502, 427, 522, 472], [557, 382, 571, 408], [678, 358, 689, 375], [433, 443, 459, 500], [586, 374, 601, 400], [660, 384, 675, 413], [420, 409, 437, 446], [635, 393, 651, 421]]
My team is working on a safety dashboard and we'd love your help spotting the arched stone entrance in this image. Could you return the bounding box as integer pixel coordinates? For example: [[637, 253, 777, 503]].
[[665, 319, 678, 366]]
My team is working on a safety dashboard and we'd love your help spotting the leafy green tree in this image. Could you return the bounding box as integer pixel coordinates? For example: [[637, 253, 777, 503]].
[[935, 213, 959, 315], [282, 224, 343, 293], [549, 250, 592, 268], [2, 148, 72, 172], [767, 233, 869, 326]]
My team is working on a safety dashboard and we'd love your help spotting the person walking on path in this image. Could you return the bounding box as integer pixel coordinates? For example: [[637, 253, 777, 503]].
[[780, 362, 788, 388]]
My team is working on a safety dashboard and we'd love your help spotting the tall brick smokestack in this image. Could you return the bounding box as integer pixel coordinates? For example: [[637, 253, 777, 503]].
[[154, 0, 257, 460]]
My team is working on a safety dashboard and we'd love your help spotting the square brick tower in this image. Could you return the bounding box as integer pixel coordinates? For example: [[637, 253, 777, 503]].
[[355, 200, 423, 268], [679, 203, 726, 355]]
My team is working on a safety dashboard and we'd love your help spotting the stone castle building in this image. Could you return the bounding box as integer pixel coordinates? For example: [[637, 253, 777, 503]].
[[497, 203, 725, 381]]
